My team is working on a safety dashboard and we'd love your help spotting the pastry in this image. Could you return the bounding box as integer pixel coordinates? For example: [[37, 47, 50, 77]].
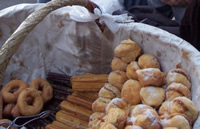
[[108, 71, 128, 90], [100, 123, 117, 129], [161, 115, 191, 129], [130, 104, 154, 117], [138, 54, 160, 69], [166, 68, 191, 89], [106, 98, 128, 113], [98, 83, 121, 99], [111, 57, 128, 71], [136, 68, 166, 87], [72, 81, 105, 92], [71, 73, 108, 83], [166, 83, 191, 101], [67, 95, 93, 110], [140, 86, 165, 107], [92, 97, 111, 112], [72, 91, 98, 102], [3, 103, 15, 118], [89, 112, 105, 122], [126, 61, 141, 80], [125, 125, 143, 129], [56, 110, 88, 128], [121, 80, 142, 105], [60, 101, 92, 121], [158, 101, 171, 116], [114, 39, 142, 63], [106, 107, 128, 129], [169, 97, 198, 124], [132, 109, 161, 129]]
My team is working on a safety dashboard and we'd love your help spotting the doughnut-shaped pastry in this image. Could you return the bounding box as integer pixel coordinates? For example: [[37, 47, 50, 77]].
[[30, 78, 53, 103], [0, 119, 17, 129], [17, 88, 44, 116], [3, 103, 15, 118], [11, 105, 21, 118], [2, 80, 28, 103]]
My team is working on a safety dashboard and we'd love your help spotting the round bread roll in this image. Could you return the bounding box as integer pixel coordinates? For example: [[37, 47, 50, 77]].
[[106, 98, 127, 113], [138, 54, 160, 69], [106, 107, 128, 129], [136, 68, 166, 87], [98, 83, 121, 99], [130, 104, 153, 117], [121, 80, 142, 105], [166, 68, 191, 89], [126, 61, 141, 80], [166, 83, 191, 101], [111, 57, 128, 71], [169, 97, 198, 124], [125, 125, 143, 129], [100, 123, 117, 129], [108, 71, 128, 90], [134, 109, 161, 129], [89, 112, 106, 129], [92, 97, 111, 112], [89, 112, 105, 122], [161, 115, 191, 129], [158, 101, 171, 116], [114, 39, 141, 63], [140, 86, 165, 108]]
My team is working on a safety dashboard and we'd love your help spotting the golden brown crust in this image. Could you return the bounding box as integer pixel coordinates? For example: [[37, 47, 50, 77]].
[[136, 68, 166, 87], [140, 86, 165, 108], [111, 57, 128, 71], [108, 71, 128, 90], [166, 83, 191, 101], [161, 115, 191, 129], [92, 97, 111, 112], [98, 83, 121, 99], [169, 97, 198, 124], [2, 80, 28, 103], [11, 104, 21, 118], [30, 78, 53, 103], [130, 104, 154, 117], [3, 103, 15, 118], [126, 61, 141, 80], [138, 54, 160, 69], [158, 101, 171, 116], [56, 111, 88, 129], [0, 119, 17, 129], [114, 39, 142, 63], [17, 88, 44, 116], [121, 80, 142, 105], [166, 69, 191, 89], [106, 98, 127, 113], [60, 101, 92, 121], [67, 95, 93, 110]]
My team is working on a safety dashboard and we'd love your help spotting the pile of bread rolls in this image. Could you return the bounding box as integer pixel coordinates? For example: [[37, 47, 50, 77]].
[[89, 39, 199, 129]]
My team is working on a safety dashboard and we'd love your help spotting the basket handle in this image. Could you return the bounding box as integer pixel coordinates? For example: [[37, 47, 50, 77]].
[[0, 0, 96, 84]]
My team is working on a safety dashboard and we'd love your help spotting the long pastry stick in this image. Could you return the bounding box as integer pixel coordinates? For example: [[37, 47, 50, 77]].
[[56, 110, 88, 128], [67, 95, 93, 110], [60, 101, 92, 121], [72, 82, 105, 92], [72, 91, 98, 101], [71, 73, 108, 83]]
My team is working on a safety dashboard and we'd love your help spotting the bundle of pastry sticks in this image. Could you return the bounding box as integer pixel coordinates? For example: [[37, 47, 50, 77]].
[[46, 73, 108, 129]]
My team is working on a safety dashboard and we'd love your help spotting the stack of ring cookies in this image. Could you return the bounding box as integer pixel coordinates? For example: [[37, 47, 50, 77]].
[[1, 78, 53, 118]]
